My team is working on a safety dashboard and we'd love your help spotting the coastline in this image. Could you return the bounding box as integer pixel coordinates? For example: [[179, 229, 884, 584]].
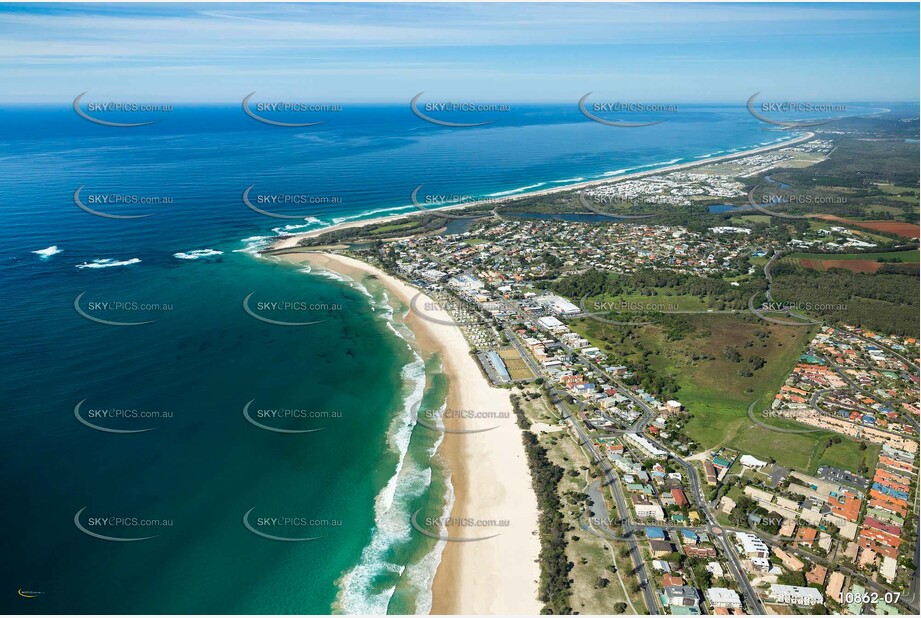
[[272, 251, 542, 614], [269, 130, 814, 250]]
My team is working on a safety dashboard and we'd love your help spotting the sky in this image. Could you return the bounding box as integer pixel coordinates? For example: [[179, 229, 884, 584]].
[[0, 2, 918, 103]]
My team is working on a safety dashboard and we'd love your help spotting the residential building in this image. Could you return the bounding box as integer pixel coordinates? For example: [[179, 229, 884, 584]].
[[769, 584, 824, 606], [736, 532, 769, 559], [705, 588, 742, 609], [665, 585, 700, 607]]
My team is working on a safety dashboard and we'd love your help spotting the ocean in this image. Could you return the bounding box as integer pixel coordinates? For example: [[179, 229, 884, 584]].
[[1, 102, 800, 613]]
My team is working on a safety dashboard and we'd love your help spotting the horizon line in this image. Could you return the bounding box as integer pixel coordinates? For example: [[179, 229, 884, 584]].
[[5, 99, 920, 106]]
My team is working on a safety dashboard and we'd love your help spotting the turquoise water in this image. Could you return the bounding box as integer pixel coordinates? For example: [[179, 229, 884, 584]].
[[1, 103, 814, 613]]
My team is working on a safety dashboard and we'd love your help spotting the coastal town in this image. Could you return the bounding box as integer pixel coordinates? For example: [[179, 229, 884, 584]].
[[6, 3, 920, 617], [268, 126, 919, 615]]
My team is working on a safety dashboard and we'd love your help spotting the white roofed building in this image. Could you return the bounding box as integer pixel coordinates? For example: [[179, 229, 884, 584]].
[[705, 588, 742, 609], [769, 584, 823, 606], [736, 532, 769, 559], [740, 454, 767, 468]]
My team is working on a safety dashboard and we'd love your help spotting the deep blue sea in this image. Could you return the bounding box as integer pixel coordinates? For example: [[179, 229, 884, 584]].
[[1, 102, 816, 613]]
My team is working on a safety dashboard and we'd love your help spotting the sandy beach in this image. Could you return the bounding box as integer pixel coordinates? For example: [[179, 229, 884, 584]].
[[260, 131, 817, 613], [272, 251, 542, 614], [269, 131, 814, 251]]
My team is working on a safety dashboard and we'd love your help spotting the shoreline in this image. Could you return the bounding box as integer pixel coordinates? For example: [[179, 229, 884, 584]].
[[269, 130, 814, 250], [271, 251, 542, 614]]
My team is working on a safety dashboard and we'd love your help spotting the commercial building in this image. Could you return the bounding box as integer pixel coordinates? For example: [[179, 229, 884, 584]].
[[649, 539, 675, 558], [704, 461, 717, 486]]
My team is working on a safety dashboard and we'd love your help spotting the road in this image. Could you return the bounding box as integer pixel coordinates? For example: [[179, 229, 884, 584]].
[[540, 332, 766, 614], [720, 525, 920, 614], [746, 250, 820, 326], [848, 330, 919, 372], [491, 276, 914, 614], [546, 385, 661, 614], [640, 431, 767, 615]]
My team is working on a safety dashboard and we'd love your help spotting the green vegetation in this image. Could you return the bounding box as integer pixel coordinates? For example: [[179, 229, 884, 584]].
[[767, 137, 919, 224], [512, 395, 572, 614], [726, 495, 782, 534], [771, 263, 920, 336], [567, 310, 873, 471], [551, 268, 762, 313], [787, 249, 919, 263], [297, 214, 446, 246], [728, 422, 876, 475], [818, 440, 881, 477], [567, 310, 812, 442]]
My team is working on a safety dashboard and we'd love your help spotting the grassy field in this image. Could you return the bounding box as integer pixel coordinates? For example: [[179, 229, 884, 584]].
[[584, 291, 729, 313], [733, 214, 772, 224], [877, 183, 920, 204], [371, 221, 423, 234], [568, 313, 872, 473], [786, 249, 920, 263], [727, 421, 879, 475], [498, 347, 534, 380], [816, 440, 881, 476], [517, 390, 641, 614], [569, 314, 813, 443]]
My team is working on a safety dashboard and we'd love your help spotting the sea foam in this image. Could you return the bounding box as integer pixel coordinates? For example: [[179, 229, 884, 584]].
[[173, 249, 223, 260], [32, 245, 62, 259], [75, 258, 141, 269], [336, 357, 427, 614]]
